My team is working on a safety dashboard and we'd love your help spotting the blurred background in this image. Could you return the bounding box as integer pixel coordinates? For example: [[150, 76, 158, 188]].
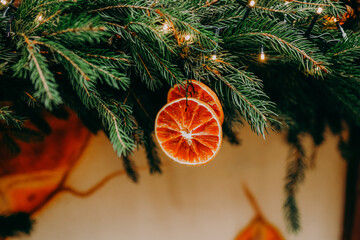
[[2, 122, 346, 240]]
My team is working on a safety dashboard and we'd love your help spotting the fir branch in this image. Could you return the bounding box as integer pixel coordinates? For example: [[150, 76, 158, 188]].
[[94, 95, 136, 157], [144, 135, 162, 174], [246, 32, 328, 73], [137, 52, 154, 82], [214, 70, 276, 136], [44, 26, 106, 37], [0, 106, 23, 128], [76, 53, 129, 90], [255, 6, 290, 13], [122, 155, 138, 182], [224, 19, 330, 76], [192, 0, 219, 12], [30, 0, 77, 12], [33, 40, 91, 81], [333, 46, 360, 56], [284, 135, 307, 232], [127, 21, 175, 54], [0, 213, 33, 238], [19, 35, 62, 109], [27, 10, 61, 34], [109, 22, 182, 88]]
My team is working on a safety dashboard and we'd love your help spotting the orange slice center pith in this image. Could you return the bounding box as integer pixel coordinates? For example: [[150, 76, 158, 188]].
[[167, 80, 224, 124], [155, 97, 222, 165]]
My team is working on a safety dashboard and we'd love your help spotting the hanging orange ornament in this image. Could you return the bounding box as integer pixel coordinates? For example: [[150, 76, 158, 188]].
[[155, 97, 222, 165], [167, 80, 224, 124], [324, 5, 355, 27]]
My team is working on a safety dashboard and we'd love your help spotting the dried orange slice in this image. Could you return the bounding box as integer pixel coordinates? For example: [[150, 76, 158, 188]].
[[167, 80, 224, 124], [234, 217, 285, 240], [155, 97, 222, 165]]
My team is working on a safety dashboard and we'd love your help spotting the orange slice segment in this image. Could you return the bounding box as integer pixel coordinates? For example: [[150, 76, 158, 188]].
[[167, 80, 224, 124], [155, 97, 222, 165]]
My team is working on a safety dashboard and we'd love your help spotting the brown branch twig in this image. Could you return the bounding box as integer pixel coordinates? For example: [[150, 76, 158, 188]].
[[284, 0, 330, 6], [90, 5, 153, 13], [60, 170, 127, 197], [86, 54, 130, 63], [43, 26, 106, 37], [24, 92, 37, 102], [333, 46, 360, 56], [137, 53, 154, 81], [192, 0, 219, 12]]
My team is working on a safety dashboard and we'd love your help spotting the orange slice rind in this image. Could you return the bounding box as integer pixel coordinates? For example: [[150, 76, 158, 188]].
[[167, 80, 224, 124], [155, 97, 222, 165]]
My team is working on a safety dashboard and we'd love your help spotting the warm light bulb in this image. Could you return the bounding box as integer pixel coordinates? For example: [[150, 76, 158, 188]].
[[211, 54, 217, 60], [249, 0, 256, 7], [316, 7, 323, 14], [333, 18, 337, 22], [184, 35, 191, 41], [260, 53, 265, 61], [163, 23, 169, 31], [1, 0, 7, 5], [36, 14, 44, 22]]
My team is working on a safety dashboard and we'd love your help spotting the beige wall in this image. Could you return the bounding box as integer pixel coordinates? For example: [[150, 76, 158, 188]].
[[11, 125, 346, 240]]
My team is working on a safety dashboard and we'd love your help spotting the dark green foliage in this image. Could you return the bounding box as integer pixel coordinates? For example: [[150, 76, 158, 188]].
[[284, 132, 307, 232], [122, 155, 139, 182], [0, 106, 23, 128], [0, 0, 359, 235], [0, 212, 34, 238]]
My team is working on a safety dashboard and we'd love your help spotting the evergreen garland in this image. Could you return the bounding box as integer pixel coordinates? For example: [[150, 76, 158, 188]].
[[0, 0, 359, 235]]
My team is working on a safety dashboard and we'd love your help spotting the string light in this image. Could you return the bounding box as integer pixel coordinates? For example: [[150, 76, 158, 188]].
[[316, 7, 323, 15], [211, 54, 217, 60], [1, 0, 7, 5], [260, 45, 265, 61], [36, 14, 44, 22], [260, 52, 265, 61], [184, 35, 191, 41], [334, 17, 347, 39], [249, 0, 256, 7], [163, 23, 169, 31], [305, 8, 324, 36], [242, 0, 256, 22]]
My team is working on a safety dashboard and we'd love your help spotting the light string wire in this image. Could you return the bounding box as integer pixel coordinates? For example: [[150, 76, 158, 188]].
[[1, 0, 17, 37], [0, 1, 349, 66]]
